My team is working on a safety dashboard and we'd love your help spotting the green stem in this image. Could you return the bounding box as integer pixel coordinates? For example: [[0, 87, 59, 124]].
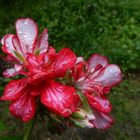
[[23, 115, 37, 140]]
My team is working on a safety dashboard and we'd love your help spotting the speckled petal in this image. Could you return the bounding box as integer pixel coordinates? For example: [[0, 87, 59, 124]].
[[41, 80, 79, 117]]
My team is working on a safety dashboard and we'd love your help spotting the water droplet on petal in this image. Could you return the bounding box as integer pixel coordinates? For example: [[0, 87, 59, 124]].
[[47, 97, 51, 102], [58, 96, 63, 101], [114, 72, 118, 76], [109, 69, 113, 73], [19, 31, 22, 34], [6, 43, 9, 47], [17, 106, 21, 109], [24, 21, 28, 25]]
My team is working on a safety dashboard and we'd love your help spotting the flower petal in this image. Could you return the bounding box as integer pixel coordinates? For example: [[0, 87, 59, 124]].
[[9, 91, 36, 122], [73, 62, 86, 81], [54, 48, 77, 77], [41, 80, 79, 117], [76, 57, 85, 64], [94, 64, 122, 87], [12, 36, 24, 56], [15, 18, 38, 54], [85, 94, 112, 114], [89, 109, 113, 129], [88, 54, 108, 72], [1, 34, 19, 61], [35, 29, 49, 54], [47, 46, 57, 58], [1, 79, 27, 101], [26, 53, 40, 67], [1, 35, 5, 45], [3, 64, 22, 78]]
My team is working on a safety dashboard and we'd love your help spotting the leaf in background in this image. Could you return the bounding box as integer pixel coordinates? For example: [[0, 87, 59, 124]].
[[0, 136, 22, 140], [0, 121, 6, 132]]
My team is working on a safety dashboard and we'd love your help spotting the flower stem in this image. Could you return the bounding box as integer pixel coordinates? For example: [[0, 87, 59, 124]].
[[23, 115, 37, 140]]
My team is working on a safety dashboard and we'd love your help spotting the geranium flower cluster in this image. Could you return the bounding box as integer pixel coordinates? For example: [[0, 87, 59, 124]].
[[0, 18, 122, 129]]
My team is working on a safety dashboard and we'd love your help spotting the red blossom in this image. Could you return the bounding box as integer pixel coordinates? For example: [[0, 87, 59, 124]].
[[1, 18, 48, 77], [0, 18, 79, 122], [70, 54, 122, 129], [73, 54, 122, 94], [0, 18, 122, 130]]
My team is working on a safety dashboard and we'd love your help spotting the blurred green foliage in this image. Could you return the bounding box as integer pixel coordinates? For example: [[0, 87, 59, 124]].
[[0, 0, 140, 71]]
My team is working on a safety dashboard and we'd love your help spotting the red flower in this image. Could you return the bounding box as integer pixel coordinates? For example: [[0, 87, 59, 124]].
[[1, 18, 48, 78], [71, 54, 122, 129], [1, 18, 122, 130], [1, 79, 36, 122], [1, 18, 79, 122], [26, 47, 77, 84], [74, 54, 122, 94]]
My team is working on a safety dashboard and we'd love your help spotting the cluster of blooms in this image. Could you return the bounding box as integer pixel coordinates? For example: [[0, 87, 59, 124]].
[[0, 18, 122, 129]]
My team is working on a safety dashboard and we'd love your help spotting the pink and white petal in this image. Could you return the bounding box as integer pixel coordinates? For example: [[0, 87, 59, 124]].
[[88, 54, 108, 72], [2, 34, 19, 60], [15, 18, 38, 54], [9, 91, 36, 122], [26, 53, 40, 66], [73, 63, 86, 81], [3, 68, 18, 78], [89, 109, 113, 129], [3, 34, 15, 53], [25, 53, 45, 75], [1, 79, 27, 101], [3, 64, 22, 78], [54, 48, 77, 77], [89, 67, 102, 79], [44, 46, 57, 64], [35, 29, 49, 54], [41, 80, 79, 117], [85, 94, 112, 114], [1, 35, 6, 45], [12, 36, 24, 56], [73, 57, 87, 81], [76, 57, 85, 64], [47, 46, 57, 57], [94, 64, 122, 87], [5, 55, 17, 62], [14, 64, 22, 71]]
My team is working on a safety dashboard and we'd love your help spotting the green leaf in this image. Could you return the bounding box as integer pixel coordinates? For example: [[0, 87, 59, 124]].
[[0, 121, 6, 132]]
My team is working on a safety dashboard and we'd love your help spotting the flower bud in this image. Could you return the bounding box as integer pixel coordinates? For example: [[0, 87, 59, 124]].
[[70, 108, 95, 128]]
